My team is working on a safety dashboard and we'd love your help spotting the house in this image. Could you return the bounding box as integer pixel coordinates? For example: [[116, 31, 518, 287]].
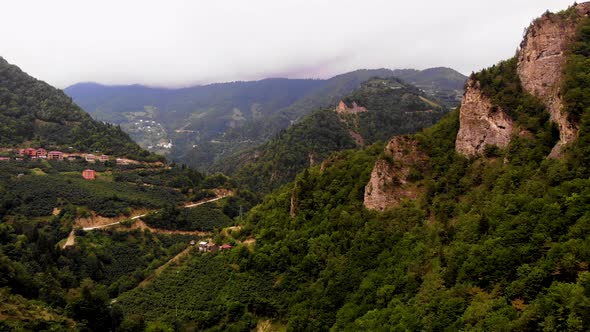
[[23, 148, 36, 157], [190, 240, 196, 246], [36, 148, 47, 159], [67, 156, 78, 161], [85, 154, 95, 162], [0, 157, 9, 161], [48, 151, 64, 160], [220, 244, 233, 251], [99, 155, 109, 162], [198, 241, 219, 252], [82, 169, 96, 180], [198, 241, 208, 252]]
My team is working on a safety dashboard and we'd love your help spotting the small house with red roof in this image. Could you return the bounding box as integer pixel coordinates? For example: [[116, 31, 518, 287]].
[[99, 155, 109, 162], [82, 169, 96, 180], [220, 244, 233, 251]]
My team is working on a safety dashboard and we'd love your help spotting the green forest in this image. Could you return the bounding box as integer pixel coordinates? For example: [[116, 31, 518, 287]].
[[3, 3, 590, 332], [219, 77, 448, 194]]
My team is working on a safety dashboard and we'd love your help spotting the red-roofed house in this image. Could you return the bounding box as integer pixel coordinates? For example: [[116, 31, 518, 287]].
[[99, 155, 109, 162], [82, 169, 96, 180], [220, 244, 233, 251], [23, 148, 37, 157], [48, 151, 64, 160]]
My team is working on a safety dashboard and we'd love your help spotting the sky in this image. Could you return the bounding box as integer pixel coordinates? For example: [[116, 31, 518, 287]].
[[0, 0, 579, 88]]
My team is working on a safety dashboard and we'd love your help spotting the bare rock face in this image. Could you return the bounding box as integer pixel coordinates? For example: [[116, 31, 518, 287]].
[[335, 100, 368, 114], [455, 80, 514, 156], [517, 3, 590, 157], [364, 136, 426, 211]]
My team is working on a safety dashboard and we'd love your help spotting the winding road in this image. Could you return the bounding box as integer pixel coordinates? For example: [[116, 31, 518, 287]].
[[81, 194, 231, 231]]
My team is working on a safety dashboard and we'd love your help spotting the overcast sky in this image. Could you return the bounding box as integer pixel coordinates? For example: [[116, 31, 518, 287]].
[[0, 0, 577, 88]]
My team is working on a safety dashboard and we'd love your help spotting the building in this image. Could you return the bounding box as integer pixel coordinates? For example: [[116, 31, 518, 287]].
[[23, 148, 36, 157], [0, 157, 9, 161], [36, 148, 47, 159], [48, 151, 64, 160], [198, 241, 219, 252], [220, 244, 233, 251], [85, 154, 96, 162], [82, 169, 96, 180], [99, 155, 109, 162]]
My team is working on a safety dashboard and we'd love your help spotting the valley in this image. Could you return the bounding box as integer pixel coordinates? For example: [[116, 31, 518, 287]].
[[3, 1, 590, 331]]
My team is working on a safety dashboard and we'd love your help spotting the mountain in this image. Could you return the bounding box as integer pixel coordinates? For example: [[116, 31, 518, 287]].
[[0, 57, 157, 160], [216, 77, 448, 193], [64, 68, 466, 170], [108, 3, 590, 330], [391, 67, 467, 107]]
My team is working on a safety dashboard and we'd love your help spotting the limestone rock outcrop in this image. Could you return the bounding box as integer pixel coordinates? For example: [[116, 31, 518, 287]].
[[335, 100, 368, 114], [455, 80, 514, 156], [364, 136, 426, 211], [517, 3, 590, 157]]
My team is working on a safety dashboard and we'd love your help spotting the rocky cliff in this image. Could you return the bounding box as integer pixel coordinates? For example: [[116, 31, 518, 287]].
[[455, 3, 590, 157], [335, 100, 368, 114], [364, 136, 426, 210], [455, 80, 514, 156], [517, 2, 590, 157]]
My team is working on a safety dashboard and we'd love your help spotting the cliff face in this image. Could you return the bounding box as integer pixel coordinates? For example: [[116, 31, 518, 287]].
[[455, 80, 514, 156], [364, 136, 426, 210], [517, 3, 590, 157], [455, 3, 590, 157], [335, 100, 368, 114]]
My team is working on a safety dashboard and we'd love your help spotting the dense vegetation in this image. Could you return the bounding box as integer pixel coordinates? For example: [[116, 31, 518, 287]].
[[143, 204, 233, 232], [219, 77, 447, 194], [0, 57, 161, 161], [111, 13, 590, 331], [0, 212, 195, 331]]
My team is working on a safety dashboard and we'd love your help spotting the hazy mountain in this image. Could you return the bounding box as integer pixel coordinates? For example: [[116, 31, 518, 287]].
[[65, 68, 466, 170], [216, 77, 448, 193]]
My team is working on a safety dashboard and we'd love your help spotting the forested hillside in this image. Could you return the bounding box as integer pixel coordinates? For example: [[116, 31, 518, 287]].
[[0, 57, 158, 161], [0, 57, 247, 331], [111, 4, 590, 330], [217, 77, 447, 194]]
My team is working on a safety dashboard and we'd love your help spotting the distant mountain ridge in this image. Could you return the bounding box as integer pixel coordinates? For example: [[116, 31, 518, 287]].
[[216, 77, 449, 193], [65, 67, 466, 170]]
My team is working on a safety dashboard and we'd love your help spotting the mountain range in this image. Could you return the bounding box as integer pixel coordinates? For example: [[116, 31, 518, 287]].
[[3, 2, 590, 331], [65, 67, 467, 170]]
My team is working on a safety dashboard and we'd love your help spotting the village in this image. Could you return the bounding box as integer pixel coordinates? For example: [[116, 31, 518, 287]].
[[0, 147, 155, 180]]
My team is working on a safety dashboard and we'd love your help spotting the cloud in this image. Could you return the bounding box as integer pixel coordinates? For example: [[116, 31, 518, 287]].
[[0, 0, 576, 88]]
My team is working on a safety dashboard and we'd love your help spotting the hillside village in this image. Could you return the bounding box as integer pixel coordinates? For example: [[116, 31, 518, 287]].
[[0, 147, 156, 166]]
